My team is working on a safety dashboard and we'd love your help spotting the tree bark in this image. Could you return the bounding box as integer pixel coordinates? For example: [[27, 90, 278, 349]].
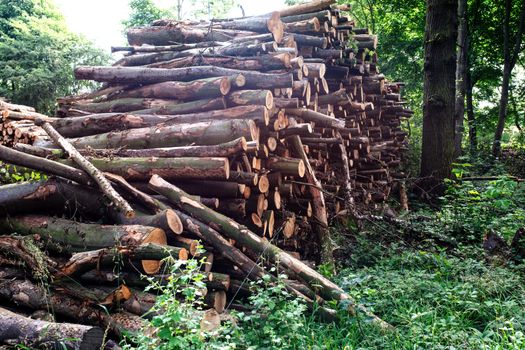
[[0, 306, 104, 349], [126, 25, 256, 46], [0, 215, 166, 254], [492, 0, 525, 157], [0, 145, 93, 185], [420, 0, 458, 184], [36, 119, 258, 150], [62, 97, 226, 116], [453, 0, 467, 157], [58, 157, 231, 181], [285, 108, 345, 129], [111, 77, 231, 100], [48, 105, 267, 138], [37, 119, 135, 218], [74, 66, 293, 89], [0, 278, 150, 337], [61, 243, 188, 276], [0, 179, 107, 218]]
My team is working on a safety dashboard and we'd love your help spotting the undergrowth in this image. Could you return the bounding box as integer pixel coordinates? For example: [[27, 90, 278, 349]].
[[122, 166, 525, 349]]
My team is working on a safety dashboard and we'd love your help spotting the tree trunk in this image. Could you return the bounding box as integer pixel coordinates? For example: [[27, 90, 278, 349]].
[[37, 119, 134, 218], [0, 306, 104, 349], [0, 179, 107, 218], [36, 119, 258, 150], [59, 157, 231, 181], [420, 0, 458, 184], [61, 243, 188, 276], [74, 66, 293, 89], [454, 0, 467, 159], [0, 278, 150, 337], [111, 76, 231, 100], [0, 145, 92, 185], [492, 0, 525, 157], [49, 105, 267, 138], [0, 215, 166, 254]]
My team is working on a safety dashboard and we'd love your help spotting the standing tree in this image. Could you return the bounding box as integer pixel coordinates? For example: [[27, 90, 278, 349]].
[[122, 0, 172, 28], [420, 0, 458, 183], [0, 0, 108, 114], [454, 0, 468, 157], [492, 0, 525, 157]]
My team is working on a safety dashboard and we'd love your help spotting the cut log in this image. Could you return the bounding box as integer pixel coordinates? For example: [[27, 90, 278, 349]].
[[0, 145, 92, 185], [74, 66, 293, 89], [48, 106, 267, 138], [0, 215, 167, 262], [61, 243, 188, 276], [111, 76, 231, 100], [226, 90, 274, 109], [58, 157, 231, 181], [0, 306, 104, 349], [0, 179, 107, 218], [39, 120, 258, 150], [36, 119, 134, 218]]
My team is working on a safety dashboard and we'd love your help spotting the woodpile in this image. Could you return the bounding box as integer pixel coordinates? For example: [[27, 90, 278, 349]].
[[0, 0, 408, 345]]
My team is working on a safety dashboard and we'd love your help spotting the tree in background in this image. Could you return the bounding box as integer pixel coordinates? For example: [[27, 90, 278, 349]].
[[0, 0, 108, 115], [123, 0, 238, 28], [492, 0, 525, 157], [123, 0, 172, 28], [420, 0, 457, 182]]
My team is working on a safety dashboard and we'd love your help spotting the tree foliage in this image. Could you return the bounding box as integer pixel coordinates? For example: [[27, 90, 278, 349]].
[[0, 0, 108, 115], [123, 0, 238, 29]]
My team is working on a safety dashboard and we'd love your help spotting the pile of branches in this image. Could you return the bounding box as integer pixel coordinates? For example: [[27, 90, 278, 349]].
[[0, 0, 408, 347]]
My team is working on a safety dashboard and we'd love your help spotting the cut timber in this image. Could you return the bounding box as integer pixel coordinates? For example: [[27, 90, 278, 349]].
[[59, 157, 230, 181], [266, 156, 306, 177], [0, 145, 92, 185], [204, 290, 227, 313], [0, 306, 104, 350], [112, 76, 231, 100], [44, 120, 258, 150], [0, 215, 166, 273], [49, 106, 267, 138], [61, 243, 188, 276], [111, 208, 183, 235], [285, 108, 345, 129], [74, 66, 293, 89], [0, 179, 107, 218], [226, 90, 274, 109], [214, 12, 284, 43], [55, 137, 247, 160], [126, 24, 256, 45], [148, 175, 390, 328], [36, 119, 134, 218]]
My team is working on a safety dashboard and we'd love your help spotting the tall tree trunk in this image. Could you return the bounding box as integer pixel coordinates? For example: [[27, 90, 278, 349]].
[[465, 68, 477, 151], [420, 0, 458, 183], [492, 0, 525, 157], [454, 0, 467, 157]]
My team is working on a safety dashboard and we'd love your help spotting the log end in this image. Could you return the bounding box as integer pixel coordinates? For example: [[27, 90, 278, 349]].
[[258, 175, 270, 193], [220, 77, 232, 96], [265, 91, 274, 110], [234, 74, 246, 88], [141, 227, 167, 274], [267, 12, 285, 44], [298, 159, 306, 178], [166, 209, 183, 234]]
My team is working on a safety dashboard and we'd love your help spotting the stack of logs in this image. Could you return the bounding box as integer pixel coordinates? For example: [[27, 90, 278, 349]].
[[0, 0, 407, 347]]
